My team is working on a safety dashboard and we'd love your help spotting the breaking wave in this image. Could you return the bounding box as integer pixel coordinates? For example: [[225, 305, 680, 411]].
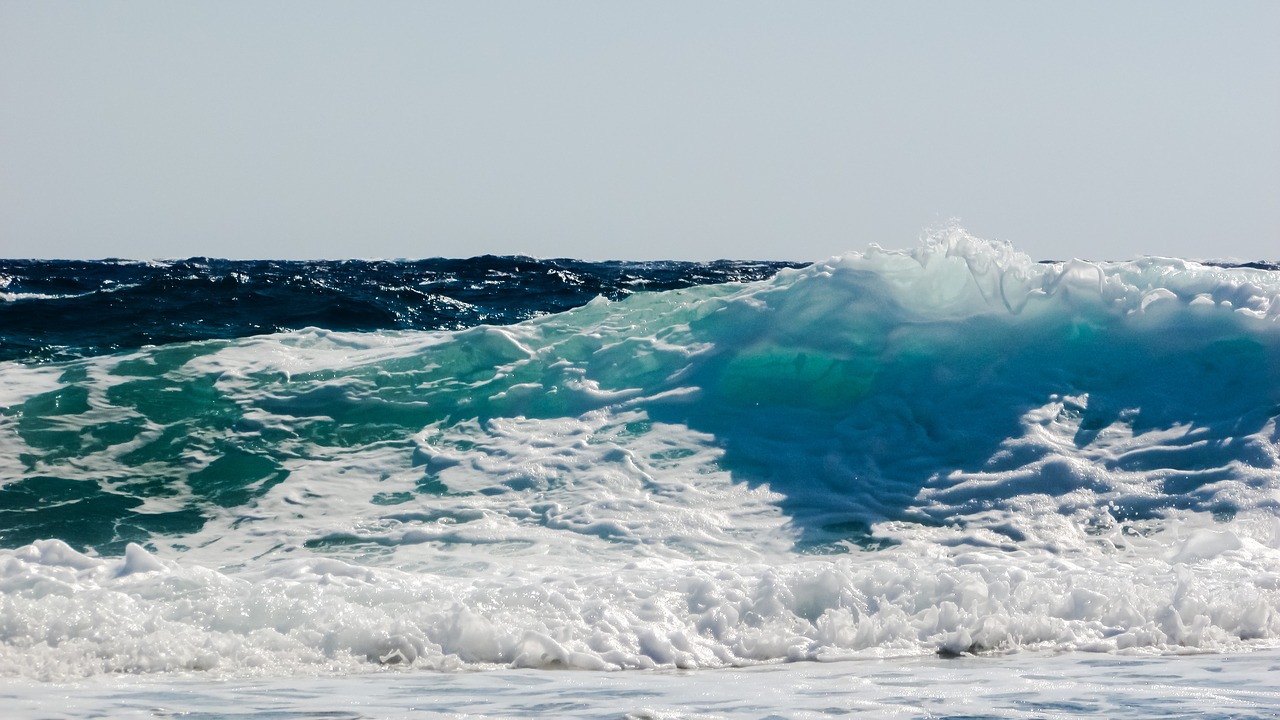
[[2, 230, 1279, 679]]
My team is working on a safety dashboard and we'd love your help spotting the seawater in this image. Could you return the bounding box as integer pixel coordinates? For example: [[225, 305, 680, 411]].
[[5, 650, 1280, 718], [2, 231, 1279, 718]]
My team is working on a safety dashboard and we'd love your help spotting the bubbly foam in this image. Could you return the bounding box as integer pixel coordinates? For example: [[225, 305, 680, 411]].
[[1, 531, 1276, 680]]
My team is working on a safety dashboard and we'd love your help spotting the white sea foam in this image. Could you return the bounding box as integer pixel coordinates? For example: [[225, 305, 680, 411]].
[[0, 524, 1276, 681]]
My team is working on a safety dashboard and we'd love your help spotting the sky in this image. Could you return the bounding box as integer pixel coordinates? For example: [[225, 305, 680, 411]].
[[1, 1, 1277, 263]]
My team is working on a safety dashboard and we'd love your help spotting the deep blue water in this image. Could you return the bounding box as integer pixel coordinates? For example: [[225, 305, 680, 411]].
[[0, 257, 803, 363]]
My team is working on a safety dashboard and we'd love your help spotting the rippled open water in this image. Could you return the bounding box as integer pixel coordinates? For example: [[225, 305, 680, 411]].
[[3, 232, 1279, 717]]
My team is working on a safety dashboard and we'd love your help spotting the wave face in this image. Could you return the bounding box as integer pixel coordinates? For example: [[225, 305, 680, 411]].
[[2, 232, 1279, 679]]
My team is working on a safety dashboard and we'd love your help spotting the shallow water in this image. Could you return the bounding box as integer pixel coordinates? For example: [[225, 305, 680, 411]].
[[7, 650, 1280, 719]]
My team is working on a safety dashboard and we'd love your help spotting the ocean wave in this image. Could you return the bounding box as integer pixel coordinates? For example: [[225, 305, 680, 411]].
[[1, 230, 1279, 677]]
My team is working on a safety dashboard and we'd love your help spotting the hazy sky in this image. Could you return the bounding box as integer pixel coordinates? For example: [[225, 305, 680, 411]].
[[2, 1, 1277, 262]]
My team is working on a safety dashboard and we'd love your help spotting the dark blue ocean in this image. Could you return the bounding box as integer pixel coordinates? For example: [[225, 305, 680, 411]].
[[0, 256, 801, 364], [2, 234, 1279, 718]]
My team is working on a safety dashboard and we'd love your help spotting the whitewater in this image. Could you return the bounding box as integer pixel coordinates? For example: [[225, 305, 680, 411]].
[[2, 231, 1279, 718]]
